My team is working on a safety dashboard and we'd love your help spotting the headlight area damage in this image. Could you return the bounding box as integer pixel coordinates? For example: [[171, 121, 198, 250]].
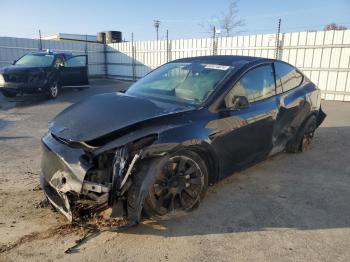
[[40, 131, 162, 228]]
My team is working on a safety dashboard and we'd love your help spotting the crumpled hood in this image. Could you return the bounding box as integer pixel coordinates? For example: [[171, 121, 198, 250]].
[[49, 92, 195, 142]]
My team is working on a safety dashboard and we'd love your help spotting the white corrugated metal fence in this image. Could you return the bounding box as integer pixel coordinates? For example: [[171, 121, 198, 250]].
[[1, 30, 350, 101], [107, 30, 350, 101]]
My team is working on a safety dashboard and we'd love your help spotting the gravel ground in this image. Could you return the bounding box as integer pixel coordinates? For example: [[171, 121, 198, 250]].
[[0, 79, 349, 262]]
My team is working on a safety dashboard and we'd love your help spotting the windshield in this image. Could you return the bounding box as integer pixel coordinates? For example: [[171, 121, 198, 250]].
[[126, 62, 233, 105], [15, 54, 55, 67]]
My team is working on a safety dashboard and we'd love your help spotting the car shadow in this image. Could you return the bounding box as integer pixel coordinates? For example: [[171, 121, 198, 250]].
[[122, 126, 350, 237]]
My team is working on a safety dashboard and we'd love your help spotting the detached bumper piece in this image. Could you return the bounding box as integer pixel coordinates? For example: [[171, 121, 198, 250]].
[[40, 175, 73, 221]]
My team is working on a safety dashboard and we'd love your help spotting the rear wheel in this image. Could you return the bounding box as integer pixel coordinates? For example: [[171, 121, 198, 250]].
[[128, 150, 208, 218], [286, 115, 317, 153], [1, 90, 17, 98]]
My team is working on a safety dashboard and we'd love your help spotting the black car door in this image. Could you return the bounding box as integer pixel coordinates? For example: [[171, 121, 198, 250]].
[[210, 63, 279, 177], [59, 55, 88, 86], [270, 61, 306, 154]]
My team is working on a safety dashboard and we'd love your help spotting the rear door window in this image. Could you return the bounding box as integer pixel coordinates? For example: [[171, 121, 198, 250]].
[[274, 62, 303, 92], [225, 64, 275, 107]]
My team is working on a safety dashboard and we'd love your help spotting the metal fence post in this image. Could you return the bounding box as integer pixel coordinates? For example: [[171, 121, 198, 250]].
[[212, 26, 217, 55], [166, 30, 169, 63], [103, 43, 108, 77], [131, 33, 136, 81], [278, 33, 285, 60], [132, 45, 136, 81]]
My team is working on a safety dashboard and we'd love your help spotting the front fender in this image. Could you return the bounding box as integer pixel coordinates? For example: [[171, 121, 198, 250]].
[[91, 120, 221, 182], [26, 69, 57, 89], [141, 122, 220, 182]]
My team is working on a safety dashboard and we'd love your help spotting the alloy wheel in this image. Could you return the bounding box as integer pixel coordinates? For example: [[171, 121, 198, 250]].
[[149, 155, 204, 215], [49, 83, 58, 98]]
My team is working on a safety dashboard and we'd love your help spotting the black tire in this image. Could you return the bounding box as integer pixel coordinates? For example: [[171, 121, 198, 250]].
[[128, 150, 208, 219], [47, 82, 59, 99], [1, 90, 17, 98], [286, 115, 317, 153]]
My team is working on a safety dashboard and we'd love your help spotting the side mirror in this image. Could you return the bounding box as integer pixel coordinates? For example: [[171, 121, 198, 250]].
[[231, 95, 249, 110], [12, 60, 17, 65], [58, 63, 65, 69]]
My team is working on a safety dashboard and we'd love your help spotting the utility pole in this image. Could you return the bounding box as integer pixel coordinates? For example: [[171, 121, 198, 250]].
[[166, 29, 169, 62], [212, 26, 217, 55], [154, 20, 160, 40], [38, 29, 42, 51], [275, 18, 281, 59]]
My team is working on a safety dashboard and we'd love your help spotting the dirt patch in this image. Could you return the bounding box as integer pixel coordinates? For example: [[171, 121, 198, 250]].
[[0, 205, 128, 255], [0, 224, 76, 253]]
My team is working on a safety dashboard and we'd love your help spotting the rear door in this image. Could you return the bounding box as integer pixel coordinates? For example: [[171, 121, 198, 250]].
[[210, 63, 279, 177], [59, 55, 88, 86], [271, 61, 306, 153]]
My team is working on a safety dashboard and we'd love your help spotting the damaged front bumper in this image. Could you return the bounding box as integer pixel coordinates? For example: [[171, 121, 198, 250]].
[[41, 132, 93, 221], [40, 175, 73, 221], [40, 132, 149, 223], [0, 80, 49, 94]]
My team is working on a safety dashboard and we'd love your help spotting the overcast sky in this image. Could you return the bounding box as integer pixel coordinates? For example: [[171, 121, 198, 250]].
[[1, 0, 349, 40]]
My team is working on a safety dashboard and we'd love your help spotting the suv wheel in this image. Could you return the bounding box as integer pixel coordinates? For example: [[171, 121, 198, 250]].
[[127, 150, 208, 221], [47, 82, 59, 99]]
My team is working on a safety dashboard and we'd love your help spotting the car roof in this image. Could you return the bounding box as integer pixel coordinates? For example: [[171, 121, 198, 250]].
[[27, 51, 73, 57], [171, 55, 275, 68]]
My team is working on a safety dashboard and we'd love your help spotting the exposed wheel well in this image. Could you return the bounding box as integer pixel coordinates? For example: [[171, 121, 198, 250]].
[[301, 111, 318, 131], [286, 114, 317, 153], [185, 145, 219, 184]]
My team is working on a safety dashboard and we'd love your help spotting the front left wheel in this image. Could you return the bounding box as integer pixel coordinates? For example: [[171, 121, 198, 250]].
[[47, 82, 59, 99], [128, 150, 208, 220]]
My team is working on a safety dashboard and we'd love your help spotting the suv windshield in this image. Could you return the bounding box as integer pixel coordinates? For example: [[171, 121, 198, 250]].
[[126, 62, 233, 105], [15, 54, 55, 67]]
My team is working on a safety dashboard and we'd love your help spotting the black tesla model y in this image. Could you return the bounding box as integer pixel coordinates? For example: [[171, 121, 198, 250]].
[[40, 55, 326, 227]]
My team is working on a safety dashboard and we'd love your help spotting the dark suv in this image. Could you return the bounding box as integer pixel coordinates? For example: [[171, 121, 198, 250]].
[[0, 51, 88, 99], [41, 55, 326, 226]]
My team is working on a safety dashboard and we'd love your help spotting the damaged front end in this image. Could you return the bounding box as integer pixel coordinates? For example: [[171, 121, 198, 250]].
[[40, 132, 157, 224]]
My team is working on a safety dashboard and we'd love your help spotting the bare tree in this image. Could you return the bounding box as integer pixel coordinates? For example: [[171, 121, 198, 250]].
[[220, 1, 245, 36], [324, 23, 347, 31], [199, 0, 245, 36], [198, 17, 219, 36]]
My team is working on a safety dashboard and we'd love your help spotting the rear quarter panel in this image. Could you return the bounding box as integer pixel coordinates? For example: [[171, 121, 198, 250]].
[[278, 80, 321, 137]]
